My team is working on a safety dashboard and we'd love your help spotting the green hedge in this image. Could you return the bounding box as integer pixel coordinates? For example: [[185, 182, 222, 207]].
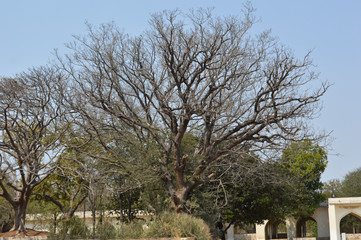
[[144, 212, 211, 240], [47, 212, 211, 240]]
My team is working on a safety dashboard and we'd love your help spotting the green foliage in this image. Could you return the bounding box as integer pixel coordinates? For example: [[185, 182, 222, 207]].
[[340, 214, 361, 233], [145, 212, 211, 240], [138, 180, 170, 214], [322, 179, 342, 198], [323, 168, 361, 198], [339, 167, 361, 197], [187, 189, 223, 237], [0, 198, 13, 232], [281, 141, 327, 190], [222, 178, 290, 224], [306, 220, 318, 237], [112, 212, 212, 240], [321, 167, 361, 234], [189, 140, 327, 239], [234, 223, 256, 234], [280, 140, 327, 217], [116, 221, 145, 239], [96, 221, 117, 240], [27, 194, 60, 215], [323, 168, 361, 234], [106, 187, 145, 223], [277, 222, 287, 233], [47, 217, 88, 240], [56, 217, 88, 239]]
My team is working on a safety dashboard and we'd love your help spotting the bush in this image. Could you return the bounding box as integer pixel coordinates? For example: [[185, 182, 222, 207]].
[[145, 212, 211, 240], [116, 220, 145, 239], [48, 212, 211, 240], [96, 221, 117, 240], [47, 217, 88, 240], [68, 218, 88, 239]]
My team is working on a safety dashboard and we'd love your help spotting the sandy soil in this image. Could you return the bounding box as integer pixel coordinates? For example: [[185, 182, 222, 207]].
[[0, 229, 49, 237]]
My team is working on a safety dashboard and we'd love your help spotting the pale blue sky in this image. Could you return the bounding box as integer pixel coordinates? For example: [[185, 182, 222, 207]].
[[1, 0, 360, 182]]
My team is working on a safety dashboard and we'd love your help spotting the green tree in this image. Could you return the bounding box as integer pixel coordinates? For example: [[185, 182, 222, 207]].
[[34, 172, 87, 220], [0, 197, 13, 232], [339, 167, 361, 197], [191, 141, 327, 239], [322, 179, 342, 198], [323, 168, 361, 234], [280, 141, 327, 216]]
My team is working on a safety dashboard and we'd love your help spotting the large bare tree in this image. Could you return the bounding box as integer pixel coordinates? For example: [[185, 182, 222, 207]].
[[58, 7, 329, 212], [0, 67, 67, 232]]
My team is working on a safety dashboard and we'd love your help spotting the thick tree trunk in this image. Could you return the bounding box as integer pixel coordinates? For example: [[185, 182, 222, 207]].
[[170, 186, 191, 213], [11, 201, 28, 233], [169, 152, 193, 213]]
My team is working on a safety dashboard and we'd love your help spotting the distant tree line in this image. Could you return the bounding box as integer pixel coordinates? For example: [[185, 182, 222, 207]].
[[323, 167, 361, 234]]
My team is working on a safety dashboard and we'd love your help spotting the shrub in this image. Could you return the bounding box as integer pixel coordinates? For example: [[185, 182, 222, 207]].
[[145, 212, 211, 240], [116, 220, 145, 239], [96, 221, 117, 240], [47, 217, 88, 240], [68, 217, 88, 239]]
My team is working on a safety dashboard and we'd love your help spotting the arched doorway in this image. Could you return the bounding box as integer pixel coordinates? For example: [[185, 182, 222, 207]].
[[340, 213, 361, 234], [296, 217, 318, 237], [265, 220, 288, 239]]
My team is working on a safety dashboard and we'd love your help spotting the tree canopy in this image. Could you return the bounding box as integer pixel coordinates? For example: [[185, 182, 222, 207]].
[[0, 67, 68, 232], [57, 7, 328, 212], [324, 167, 361, 198], [190, 141, 327, 239]]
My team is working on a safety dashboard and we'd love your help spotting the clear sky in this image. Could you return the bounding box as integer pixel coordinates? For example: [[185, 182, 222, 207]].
[[1, 0, 360, 182]]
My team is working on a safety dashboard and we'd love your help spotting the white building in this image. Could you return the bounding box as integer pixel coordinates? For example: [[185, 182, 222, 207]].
[[226, 198, 361, 240]]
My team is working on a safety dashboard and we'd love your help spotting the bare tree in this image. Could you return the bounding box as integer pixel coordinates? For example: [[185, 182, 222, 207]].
[[0, 67, 68, 232], [56, 138, 109, 235], [58, 7, 329, 212]]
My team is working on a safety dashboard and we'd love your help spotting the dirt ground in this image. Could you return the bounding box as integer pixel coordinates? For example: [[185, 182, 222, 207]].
[[0, 229, 48, 237]]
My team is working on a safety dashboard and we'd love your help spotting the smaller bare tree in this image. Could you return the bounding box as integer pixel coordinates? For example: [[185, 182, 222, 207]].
[[0, 67, 68, 233]]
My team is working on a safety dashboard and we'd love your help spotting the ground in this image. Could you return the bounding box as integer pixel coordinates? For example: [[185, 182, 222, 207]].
[[0, 229, 48, 237]]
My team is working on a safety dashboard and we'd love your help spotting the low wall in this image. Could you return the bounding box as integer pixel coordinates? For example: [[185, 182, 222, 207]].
[[294, 238, 317, 240], [346, 234, 361, 240], [294, 238, 329, 240], [234, 233, 257, 240], [25, 210, 151, 232]]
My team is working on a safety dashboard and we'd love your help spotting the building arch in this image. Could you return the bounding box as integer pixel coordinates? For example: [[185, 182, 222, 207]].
[[339, 213, 361, 234], [329, 197, 361, 240], [296, 217, 318, 237], [338, 211, 361, 225], [265, 220, 288, 240]]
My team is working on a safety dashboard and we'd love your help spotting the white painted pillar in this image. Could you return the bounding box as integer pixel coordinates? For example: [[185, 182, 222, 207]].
[[256, 222, 267, 240], [328, 204, 339, 240]]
